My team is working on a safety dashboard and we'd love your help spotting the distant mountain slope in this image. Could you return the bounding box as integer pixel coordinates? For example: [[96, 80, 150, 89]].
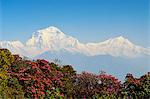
[[35, 50, 150, 81], [0, 26, 149, 58]]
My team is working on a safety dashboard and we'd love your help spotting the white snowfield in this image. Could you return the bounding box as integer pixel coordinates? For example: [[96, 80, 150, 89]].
[[0, 26, 150, 58]]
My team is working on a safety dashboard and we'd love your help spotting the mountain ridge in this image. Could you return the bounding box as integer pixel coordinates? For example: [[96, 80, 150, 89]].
[[0, 26, 149, 58]]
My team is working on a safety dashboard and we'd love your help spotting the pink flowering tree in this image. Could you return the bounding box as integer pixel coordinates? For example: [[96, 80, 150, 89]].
[[10, 56, 63, 98], [71, 72, 121, 98]]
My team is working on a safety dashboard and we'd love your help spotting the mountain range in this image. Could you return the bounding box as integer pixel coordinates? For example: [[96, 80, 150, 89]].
[[0, 26, 149, 81], [0, 26, 149, 58]]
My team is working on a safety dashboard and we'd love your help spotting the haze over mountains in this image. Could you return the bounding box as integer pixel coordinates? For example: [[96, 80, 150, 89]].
[[0, 26, 149, 81]]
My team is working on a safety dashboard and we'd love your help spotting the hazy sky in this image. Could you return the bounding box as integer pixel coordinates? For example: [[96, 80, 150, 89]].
[[0, 0, 149, 47]]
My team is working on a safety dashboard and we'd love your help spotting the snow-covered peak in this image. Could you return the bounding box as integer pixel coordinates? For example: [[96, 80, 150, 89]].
[[44, 26, 62, 32], [115, 36, 125, 40], [36, 26, 64, 35], [84, 36, 149, 57], [86, 36, 131, 46], [109, 36, 133, 45], [26, 26, 80, 53], [0, 40, 24, 47], [0, 40, 28, 56]]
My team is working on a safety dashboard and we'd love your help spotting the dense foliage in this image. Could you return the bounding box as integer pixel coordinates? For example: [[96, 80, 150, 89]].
[[0, 48, 149, 99], [0, 49, 24, 98]]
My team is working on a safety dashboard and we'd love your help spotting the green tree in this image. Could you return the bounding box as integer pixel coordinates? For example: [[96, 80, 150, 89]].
[[140, 72, 150, 98], [61, 65, 76, 97], [0, 49, 24, 98]]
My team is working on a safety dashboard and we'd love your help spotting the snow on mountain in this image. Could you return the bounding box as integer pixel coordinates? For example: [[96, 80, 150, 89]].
[[0, 26, 150, 58], [0, 41, 27, 56], [84, 36, 150, 57], [26, 26, 81, 55]]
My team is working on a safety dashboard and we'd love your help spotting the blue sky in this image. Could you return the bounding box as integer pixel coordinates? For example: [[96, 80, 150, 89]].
[[0, 0, 149, 47]]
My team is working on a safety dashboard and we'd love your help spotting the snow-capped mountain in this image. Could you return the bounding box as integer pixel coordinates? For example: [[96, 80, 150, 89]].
[[84, 36, 150, 57], [26, 26, 81, 55], [0, 41, 27, 55], [0, 26, 150, 58]]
